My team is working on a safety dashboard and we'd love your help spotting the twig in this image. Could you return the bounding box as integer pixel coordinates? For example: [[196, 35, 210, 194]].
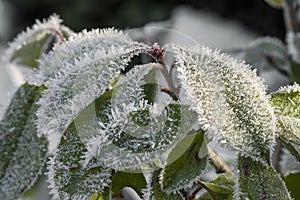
[[208, 148, 234, 176]]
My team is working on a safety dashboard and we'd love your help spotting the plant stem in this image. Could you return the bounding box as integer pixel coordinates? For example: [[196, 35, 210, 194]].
[[158, 63, 179, 101], [208, 148, 234, 176], [282, 0, 300, 32]]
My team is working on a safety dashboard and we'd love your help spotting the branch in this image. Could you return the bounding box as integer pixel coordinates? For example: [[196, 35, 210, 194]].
[[283, 0, 300, 32], [208, 148, 234, 176]]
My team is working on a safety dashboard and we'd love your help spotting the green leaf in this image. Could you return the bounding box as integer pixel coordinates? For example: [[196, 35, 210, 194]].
[[10, 31, 56, 68], [271, 84, 300, 145], [0, 83, 48, 200], [48, 121, 111, 199], [197, 174, 234, 200], [111, 171, 146, 197], [236, 155, 291, 200], [282, 172, 300, 200], [161, 130, 208, 192], [144, 170, 184, 200], [143, 68, 158, 104]]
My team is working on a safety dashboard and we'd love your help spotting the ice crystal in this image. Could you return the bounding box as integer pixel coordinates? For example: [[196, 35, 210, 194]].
[[173, 45, 276, 163], [36, 28, 148, 139]]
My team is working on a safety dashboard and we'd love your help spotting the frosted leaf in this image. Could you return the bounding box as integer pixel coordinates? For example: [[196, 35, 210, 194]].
[[271, 83, 300, 145], [241, 37, 289, 72], [142, 170, 183, 200], [36, 28, 148, 139], [287, 32, 300, 63], [272, 83, 300, 118], [1, 14, 66, 69], [0, 83, 48, 200], [173, 45, 276, 163], [77, 64, 198, 171], [197, 173, 234, 200], [161, 130, 208, 193], [235, 155, 291, 200], [277, 116, 300, 145], [47, 122, 111, 200]]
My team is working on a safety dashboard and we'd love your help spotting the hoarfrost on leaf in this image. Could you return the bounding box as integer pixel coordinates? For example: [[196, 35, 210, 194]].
[[47, 122, 111, 200], [1, 14, 67, 70], [271, 83, 300, 145], [36, 28, 149, 140], [235, 155, 291, 200], [76, 63, 197, 171], [0, 83, 48, 200], [173, 44, 276, 163]]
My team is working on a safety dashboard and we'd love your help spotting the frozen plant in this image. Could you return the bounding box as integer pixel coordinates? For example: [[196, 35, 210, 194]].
[[0, 1, 300, 199]]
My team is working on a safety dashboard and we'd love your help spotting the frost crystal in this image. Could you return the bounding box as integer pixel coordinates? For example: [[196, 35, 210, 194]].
[[174, 45, 276, 163], [36, 28, 148, 139]]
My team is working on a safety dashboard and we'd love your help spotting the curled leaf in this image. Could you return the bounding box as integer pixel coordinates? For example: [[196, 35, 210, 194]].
[[36, 28, 149, 139]]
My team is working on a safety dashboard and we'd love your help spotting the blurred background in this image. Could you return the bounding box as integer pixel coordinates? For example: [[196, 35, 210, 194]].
[[1, 0, 296, 199], [0, 0, 289, 106], [0, 0, 285, 43]]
